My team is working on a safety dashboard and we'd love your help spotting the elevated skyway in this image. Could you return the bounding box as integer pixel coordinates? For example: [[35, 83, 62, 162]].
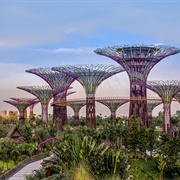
[[51, 97, 177, 106]]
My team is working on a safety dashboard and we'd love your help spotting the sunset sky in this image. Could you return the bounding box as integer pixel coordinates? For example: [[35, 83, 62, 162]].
[[1, 0, 180, 117]]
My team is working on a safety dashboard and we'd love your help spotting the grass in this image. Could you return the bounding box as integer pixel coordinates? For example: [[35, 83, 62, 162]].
[[0, 160, 15, 173]]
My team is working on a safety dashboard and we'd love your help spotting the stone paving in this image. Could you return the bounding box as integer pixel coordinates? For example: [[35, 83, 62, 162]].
[[8, 159, 44, 180]]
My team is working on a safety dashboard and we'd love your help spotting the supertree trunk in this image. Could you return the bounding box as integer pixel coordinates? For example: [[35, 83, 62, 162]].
[[41, 104, 48, 123], [74, 111, 80, 126], [29, 105, 34, 119], [55, 106, 67, 131], [53, 105, 61, 121], [60, 106, 67, 126], [147, 112, 153, 127], [111, 111, 116, 125], [130, 82, 148, 127], [163, 103, 172, 137], [19, 111, 25, 126], [24, 109, 27, 119], [53, 93, 69, 126], [86, 94, 96, 128], [111, 111, 116, 119], [53, 94, 63, 120], [68, 101, 86, 126]]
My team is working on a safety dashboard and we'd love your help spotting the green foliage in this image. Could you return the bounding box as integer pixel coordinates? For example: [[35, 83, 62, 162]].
[[128, 116, 145, 158], [25, 169, 46, 180], [129, 158, 159, 180], [1, 114, 180, 179], [61, 125, 98, 141], [171, 114, 180, 126], [0, 160, 14, 173], [0, 126, 7, 138], [35, 127, 51, 144], [20, 125, 33, 143], [42, 134, 129, 180], [0, 139, 17, 169], [157, 136, 180, 179], [0, 164, 4, 175], [152, 112, 163, 126], [146, 126, 158, 157], [158, 154, 166, 180], [47, 121, 57, 137], [0, 139, 37, 173]]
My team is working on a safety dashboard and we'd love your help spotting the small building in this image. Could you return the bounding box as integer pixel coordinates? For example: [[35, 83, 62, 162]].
[[3, 125, 24, 141]]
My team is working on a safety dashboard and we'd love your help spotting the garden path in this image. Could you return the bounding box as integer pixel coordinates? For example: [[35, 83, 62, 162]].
[[8, 158, 46, 180]]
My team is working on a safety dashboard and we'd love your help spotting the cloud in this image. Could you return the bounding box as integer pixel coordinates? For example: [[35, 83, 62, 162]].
[[0, 63, 47, 88], [33, 47, 95, 54], [104, 3, 180, 43], [0, 40, 26, 47], [0, 2, 101, 47], [0, 62, 49, 113], [1, 1, 180, 48]]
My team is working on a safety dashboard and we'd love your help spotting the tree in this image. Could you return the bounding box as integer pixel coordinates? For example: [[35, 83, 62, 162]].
[[128, 116, 142, 158], [20, 125, 33, 143], [146, 126, 158, 158], [157, 133, 180, 179]]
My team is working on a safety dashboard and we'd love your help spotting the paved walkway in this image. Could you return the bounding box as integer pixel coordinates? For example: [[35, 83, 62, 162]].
[[8, 159, 44, 180]]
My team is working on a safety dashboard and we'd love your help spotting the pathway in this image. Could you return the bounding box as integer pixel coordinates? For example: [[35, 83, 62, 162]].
[[8, 159, 45, 180]]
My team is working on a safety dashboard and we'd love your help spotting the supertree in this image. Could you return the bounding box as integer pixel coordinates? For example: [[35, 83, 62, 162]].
[[4, 100, 36, 126], [147, 101, 162, 127], [139, 80, 180, 137], [10, 97, 39, 118], [68, 101, 86, 125], [96, 99, 129, 124], [17, 86, 68, 122], [25, 67, 77, 122], [94, 45, 180, 127], [52, 64, 124, 128]]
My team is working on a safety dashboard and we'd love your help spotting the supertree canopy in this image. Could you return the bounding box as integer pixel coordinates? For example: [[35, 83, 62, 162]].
[[96, 99, 129, 123], [26, 68, 76, 89], [174, 92, 180, 104], [10, 97, 39, 119], [68, 101, 86, 125], [94, 44, 180, 127], [4, 100, 35, 126], [141, 80, 180, 137], [10, 97, 38, 102], [52, 64, 124, 128], [147, 101, 162, 127], [26, 67, 77, 122], [17, 86, 68, 122]]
